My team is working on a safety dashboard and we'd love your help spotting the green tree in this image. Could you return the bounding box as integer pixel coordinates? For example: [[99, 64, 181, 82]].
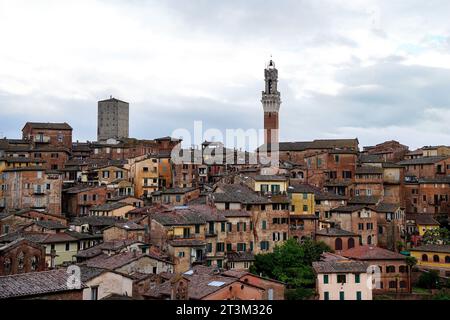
[[417, 270, 440, 290], [250, 239, 331, 300], [433, 289, 450, 300], [422, 228, 450, 245]]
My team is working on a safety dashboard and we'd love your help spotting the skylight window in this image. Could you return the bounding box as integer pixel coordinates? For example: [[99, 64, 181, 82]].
[[208, 281, 225, 287]]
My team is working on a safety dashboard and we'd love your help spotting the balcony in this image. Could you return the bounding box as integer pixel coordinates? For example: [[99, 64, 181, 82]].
[[33, 189, 45, 196], [205, 231, 218, 237]]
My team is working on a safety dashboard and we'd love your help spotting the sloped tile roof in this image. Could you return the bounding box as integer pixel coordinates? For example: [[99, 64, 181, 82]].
[[341, 245, 406, 261], [397, 156, 448, 165], [315, 228, 357, 237], [313, 260, 369, 273], [24, 122, 72, 130], [410, 244, 450, 254], [0, 269, 85, 299]]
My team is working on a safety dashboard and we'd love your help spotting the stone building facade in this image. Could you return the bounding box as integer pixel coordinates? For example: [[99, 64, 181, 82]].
[[0, 239, 46, 276], [97, 97, 129, 141], [0, 168, 62, 215]]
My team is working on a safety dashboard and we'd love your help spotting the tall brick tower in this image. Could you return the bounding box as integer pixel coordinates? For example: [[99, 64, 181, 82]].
[[262, 60, 281, 147]]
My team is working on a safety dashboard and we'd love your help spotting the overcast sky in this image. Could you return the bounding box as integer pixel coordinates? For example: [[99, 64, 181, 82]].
[[0, 0, 449, 150]]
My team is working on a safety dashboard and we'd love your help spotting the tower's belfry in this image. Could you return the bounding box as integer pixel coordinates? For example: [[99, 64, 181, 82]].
[[262, 60, 281, 146]]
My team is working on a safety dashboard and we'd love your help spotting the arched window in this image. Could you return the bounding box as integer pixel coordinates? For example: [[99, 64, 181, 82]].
[[445, 256, 450, 264], [17, 252, 24, 270], [389, 281, 397, 289], [399, 266, 407, 273], [31, 256, 39, 271], [367, 235, 372, 245], [335, 238, 343, 250], [433, 255, 440, 263], [4, 258, 11, 275], [400, 281, 407, 289], [422, 254, 428, 262], [348, 238, 355, 249], [386, 266, 396, 273]]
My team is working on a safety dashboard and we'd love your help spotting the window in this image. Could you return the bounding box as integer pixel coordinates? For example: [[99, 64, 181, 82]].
[[261, 204, 266, 211], [31, 256, 38, 271], [92, 194, 97, 201], [207, 243, 212, 253], [271, 185, 280, 194], [334, 155, 340, 163], [195, 225, 200, 234], [348, 238, 355, 249], [4, 258, 11, 274], [115, 171, 123, 179], [261, 220, 268, 230], [339, 292, 345, 301], [399, 266, 407, 273], [323, 274, 329, 284], [355, 274, 360, 283], [324, 292, 330, 300], [422, 254, 428, 262], [216, 243, 225, 252], [102, 171, 110, 179], [183, 228, 190, 238], [221, 222, 226, 233], [389, 281, 397, 289], [176, 195, 181, 202], [261, 184, 269, 193], [273, 232, 280, 241], [367, 235, 372, 245], [227, 223, 232, 232], [249, 241, 254, 252], [356, 291, 362, 300], [91, 286, 99, 300], [445, 256, 450, 264], [178, 251, 185, 258], [17, 252, 24, 270], [260, 241, 270, 251], [226, 243, 233, 252], [400, 281, 407, 289], [237, 243, 246, 252], [433, 255, 440, 263], [335, 238, 343, 250], [337, 275, 346, 284], [342, 171, 352, 179], [303, 205, 308, 212], [358, 223, 364, 230], [65, 243, 70, 251]]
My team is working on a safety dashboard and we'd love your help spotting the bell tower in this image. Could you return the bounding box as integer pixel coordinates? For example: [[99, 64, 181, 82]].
[[262, 60, 281, 146]]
